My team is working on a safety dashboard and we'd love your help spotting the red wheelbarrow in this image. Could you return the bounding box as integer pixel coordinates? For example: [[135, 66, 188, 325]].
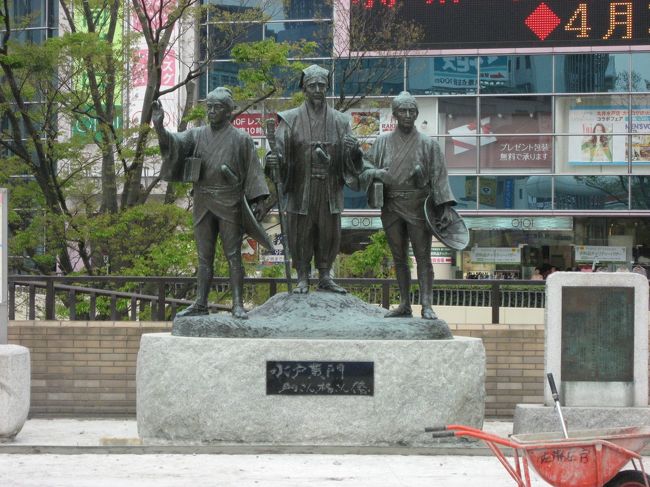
[[426, 424, 650, 487]]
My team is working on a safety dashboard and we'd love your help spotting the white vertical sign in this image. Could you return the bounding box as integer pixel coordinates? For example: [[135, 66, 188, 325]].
[[0, 188, 7, 344]]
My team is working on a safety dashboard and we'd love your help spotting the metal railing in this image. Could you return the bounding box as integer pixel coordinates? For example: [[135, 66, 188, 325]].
[[8, 275, 546, 324]]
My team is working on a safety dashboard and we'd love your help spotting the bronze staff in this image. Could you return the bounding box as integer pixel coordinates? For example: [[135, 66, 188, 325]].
[[265, 118, 293, 293]]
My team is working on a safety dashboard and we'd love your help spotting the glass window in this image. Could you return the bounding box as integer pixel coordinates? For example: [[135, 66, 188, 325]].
[[555, 54, 629, 93], [265, 21, 332, 56], [631, 176, 650, 209], [478, 97, 552, 170], [630, 95, 650, 174], [206, 22, 263, 60], [555, 136, 629, 175], [333, 58, 404, 97], [555, 95, 630, 174], [343, 186, 369, 210], [631, 54, 650, 93], [449, 176, 476, 210], [555, 176, 628, 210], [479, 135, 552, 172], [479, 55, 552, 94], [555, 95, 629, 134], [478, 176, 551, 210], [10, 29, 48, 44], [204, 0, 331, 20], [207, 62, 243, 92], [12, 0, 47, 27], [438, 97, 477, 171], [407, 57, 477, 95], [480, 96, 552, 134]]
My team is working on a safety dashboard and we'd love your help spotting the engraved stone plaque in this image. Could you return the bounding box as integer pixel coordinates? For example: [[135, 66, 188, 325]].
[[561, 287, 634, 382], [266, 361, 374, 396]]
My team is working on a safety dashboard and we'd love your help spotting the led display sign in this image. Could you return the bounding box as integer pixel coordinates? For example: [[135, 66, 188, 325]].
[[350, 1, 650, 51]]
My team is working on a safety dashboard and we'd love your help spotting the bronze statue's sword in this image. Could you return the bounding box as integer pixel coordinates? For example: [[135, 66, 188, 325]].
[[265, 118, 293, 293]]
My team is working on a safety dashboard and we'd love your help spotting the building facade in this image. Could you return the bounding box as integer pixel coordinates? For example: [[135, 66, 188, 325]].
[[203, 0, 650, 278]]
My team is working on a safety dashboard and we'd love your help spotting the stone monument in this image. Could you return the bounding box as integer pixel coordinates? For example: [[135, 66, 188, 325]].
[[138, 292, 485, 446], [137, 84, 485, 447], [0, 188, 30, 442], [514, 272, 650, 434]]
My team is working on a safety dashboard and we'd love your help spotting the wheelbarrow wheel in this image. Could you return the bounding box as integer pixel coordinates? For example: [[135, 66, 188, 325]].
[[605, 470, 650, 487]]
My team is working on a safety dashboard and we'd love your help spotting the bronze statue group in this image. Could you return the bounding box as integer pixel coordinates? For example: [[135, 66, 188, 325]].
[[153, 64, 460, 321]]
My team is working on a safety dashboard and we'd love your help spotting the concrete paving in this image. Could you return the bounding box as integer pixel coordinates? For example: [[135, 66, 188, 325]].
[[0, 418, 645, 486]]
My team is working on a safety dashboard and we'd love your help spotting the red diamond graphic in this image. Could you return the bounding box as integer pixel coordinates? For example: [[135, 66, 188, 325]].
[[525, 2, 560, 41]]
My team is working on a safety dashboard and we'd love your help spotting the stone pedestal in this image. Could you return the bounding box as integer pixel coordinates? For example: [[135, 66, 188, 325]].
[[0, 345, 30, 442], [514, 272, 650, 434], [513, 404, 650, 435], [137, 333, 485, 446]]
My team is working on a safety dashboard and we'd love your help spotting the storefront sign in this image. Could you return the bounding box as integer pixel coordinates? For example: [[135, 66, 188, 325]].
[[465, 216, 573, 231], [574, 245, 627, 263], [471, 247, 521, 264], [341, 216, 383, 230], [431, 247, 454, 264], [1, 188, 7, 344]]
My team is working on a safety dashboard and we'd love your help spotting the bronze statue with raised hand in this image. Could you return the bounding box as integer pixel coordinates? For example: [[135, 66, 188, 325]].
[[265, 65, 363, 294], [153, 88, 269, 319]]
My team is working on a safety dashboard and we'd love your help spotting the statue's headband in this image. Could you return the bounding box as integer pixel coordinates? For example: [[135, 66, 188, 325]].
[[300, 64, 330, 88], [206, 87, 235, 110], [391, 91, 418, 111]]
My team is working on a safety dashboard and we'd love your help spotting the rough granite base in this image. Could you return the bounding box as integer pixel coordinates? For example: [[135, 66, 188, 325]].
[[137, 333, 485, 446], [172, 292, 452, 340], [0, 345, 30, 442], [513, 404, 650, 435]]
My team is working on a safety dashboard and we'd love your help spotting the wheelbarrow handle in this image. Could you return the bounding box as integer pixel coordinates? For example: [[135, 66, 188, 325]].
[[547, 373, 559, 399], [429, 431, 456, 438], [424, 425, 448, 432]]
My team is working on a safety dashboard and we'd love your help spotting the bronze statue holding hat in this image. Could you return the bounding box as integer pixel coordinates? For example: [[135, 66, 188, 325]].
[[266, 64, 363, 294], [357, 91, 467, 320], [153, 87, 270, 319]]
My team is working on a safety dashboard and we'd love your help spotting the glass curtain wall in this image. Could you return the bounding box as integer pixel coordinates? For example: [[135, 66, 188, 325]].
[[202, 2, 650, 213]]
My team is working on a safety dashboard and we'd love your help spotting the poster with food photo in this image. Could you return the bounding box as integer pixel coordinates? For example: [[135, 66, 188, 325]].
[[351, 111, 380, 137]]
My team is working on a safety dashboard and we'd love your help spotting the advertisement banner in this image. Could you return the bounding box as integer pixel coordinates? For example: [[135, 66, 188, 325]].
[[128, 1, 180, 129], [430, 56, 507, 92], [568, 105, 650, 165], [574, 246, 627, 263], [232, 113, 271, 138]]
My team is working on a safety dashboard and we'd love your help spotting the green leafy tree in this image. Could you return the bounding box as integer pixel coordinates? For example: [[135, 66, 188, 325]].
[[338, 230, 394, 278]]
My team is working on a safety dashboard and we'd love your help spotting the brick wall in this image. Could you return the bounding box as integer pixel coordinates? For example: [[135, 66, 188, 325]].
[[9, 321, 544, 418]]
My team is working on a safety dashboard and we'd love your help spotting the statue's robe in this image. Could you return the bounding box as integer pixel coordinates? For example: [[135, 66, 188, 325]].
[[272, 104, 361, 271], [160, 124, 268, 226], [360, 129, 456, 228]]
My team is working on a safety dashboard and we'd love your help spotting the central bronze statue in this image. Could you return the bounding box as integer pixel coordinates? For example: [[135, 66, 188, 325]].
[[358, 91, 458, 320], [266, 65, 362, 294]]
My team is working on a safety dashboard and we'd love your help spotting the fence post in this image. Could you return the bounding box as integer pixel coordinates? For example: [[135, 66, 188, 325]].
[[381, 282, 390, 309], [270, 280, 277, 297], [157, 281, 166, 321], [45, 278, 55, 320], [491, 282, 500, 324]]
